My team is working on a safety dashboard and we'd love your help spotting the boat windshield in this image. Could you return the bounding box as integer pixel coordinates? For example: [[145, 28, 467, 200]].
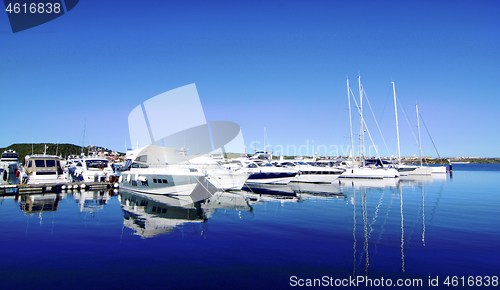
[[33, 159, 58, 168], [85, 160, 109, 169], [260, 163, 275, 167], [131, 162, 149, 169]]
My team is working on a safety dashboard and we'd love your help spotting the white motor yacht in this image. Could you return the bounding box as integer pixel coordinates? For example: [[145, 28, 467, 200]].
[[275, 160, 344, 183], [23, 155, 70, 184], [119, 145, 217, 202], [180, 155, 250, 191], [225, 158, 298, 185], [71, 157, 116, 182]]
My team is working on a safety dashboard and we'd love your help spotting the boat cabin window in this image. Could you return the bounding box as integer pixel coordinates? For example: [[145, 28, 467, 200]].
[[246, 163, 258, 168], [135, 155, 147, 163], [131, 162, 149, 169], [260, 163, 274, 167], [76, 161, 82, 167], [85, 160, 109, 169], [46, 160, 56, 167], [27, 160, 33, 168], [35, 160, 45, 167]]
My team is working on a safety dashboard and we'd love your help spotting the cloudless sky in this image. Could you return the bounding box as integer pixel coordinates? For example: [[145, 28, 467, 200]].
[[1, 0, 499, 157]]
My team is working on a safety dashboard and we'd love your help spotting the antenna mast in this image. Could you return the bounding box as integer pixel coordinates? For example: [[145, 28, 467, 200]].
[[81, 118, 86, 155]]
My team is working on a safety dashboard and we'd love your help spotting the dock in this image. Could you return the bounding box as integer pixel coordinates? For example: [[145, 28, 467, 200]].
[[0, 182, 118, 195]]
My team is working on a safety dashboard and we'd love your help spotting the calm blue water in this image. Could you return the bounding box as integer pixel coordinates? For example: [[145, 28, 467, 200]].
[[1, 164, 499, 289]]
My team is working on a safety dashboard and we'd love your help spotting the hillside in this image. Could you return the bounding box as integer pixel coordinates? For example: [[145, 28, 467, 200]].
[[0, 143, 120, 163]]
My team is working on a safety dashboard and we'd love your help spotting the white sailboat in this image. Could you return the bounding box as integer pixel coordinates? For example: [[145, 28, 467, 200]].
[[415, 104, 433, 174], [392, 83, 432, 175], [340, 77, 399, 179]]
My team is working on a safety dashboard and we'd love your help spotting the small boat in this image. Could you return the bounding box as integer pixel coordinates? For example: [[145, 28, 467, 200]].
[[225, 158, 298, 185], [0, 150, 22, 185], [71, 157, 116, 182], [274, 160, 344, 183], [23, 155, 71, 184], [339, 167, 399, 179], [431, 166, 447, 173]]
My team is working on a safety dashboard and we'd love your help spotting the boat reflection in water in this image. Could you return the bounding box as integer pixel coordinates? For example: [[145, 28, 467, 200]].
[[201, 191, 252, 218], [290, 182, 346, 200], [240, 182, 347, 204], [18, 193, 64, 214], [338, 177, 399, 189], [16, 189, 118, 215], [119, 189, 253, 238], [240, 184, 301, 204], [73, 189, 117, 213]]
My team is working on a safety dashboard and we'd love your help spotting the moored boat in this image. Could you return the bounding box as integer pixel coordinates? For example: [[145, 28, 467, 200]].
[[119, 145, 217, 203], [274, 160, 344, 183], [23, 155, 70, 185], [71, 157, 116, 182], [225, 158, 298, 185], [0, 150, 22, 185]]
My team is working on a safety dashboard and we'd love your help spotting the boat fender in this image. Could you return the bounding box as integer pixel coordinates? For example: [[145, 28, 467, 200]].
[[15, 170, 20, 178]]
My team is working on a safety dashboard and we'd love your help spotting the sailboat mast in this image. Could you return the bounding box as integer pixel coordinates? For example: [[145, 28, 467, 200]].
[[416, 104, 423, 166], [358, 76, 364, 166], [392, 82, 401, 165], [347, 78, 355, 167], [263, 127, 266, 155]]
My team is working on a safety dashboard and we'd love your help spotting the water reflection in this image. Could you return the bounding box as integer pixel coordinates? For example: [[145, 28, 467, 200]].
[[119, 190, 206, 238], [341, 174, 445, 276], [202, 191, 252, 219], [290, 182, 346, 200], [73, 189, 117, 213], [241, 182, 347, 205], [19, 193, 62, 214], [118, 190, 254, 238], [241, 184, 301, 204]]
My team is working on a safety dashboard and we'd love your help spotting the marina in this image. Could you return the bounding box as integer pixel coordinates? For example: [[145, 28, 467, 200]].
[[1, 1, 499, 289], [0, 164, 498, 289]]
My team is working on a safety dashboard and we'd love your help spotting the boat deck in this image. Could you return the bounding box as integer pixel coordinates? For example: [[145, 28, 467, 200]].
[[0, 181, 117, 195]]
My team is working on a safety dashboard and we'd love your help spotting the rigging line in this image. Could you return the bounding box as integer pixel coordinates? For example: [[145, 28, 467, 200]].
[[419, 112, 441, 158], [396, 95, 419, 145], [363, 88, 391, 157], [349, 87, 383, 162]]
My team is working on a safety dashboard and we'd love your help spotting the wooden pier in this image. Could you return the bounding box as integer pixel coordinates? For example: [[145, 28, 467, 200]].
[[0, 182, 118, 195]]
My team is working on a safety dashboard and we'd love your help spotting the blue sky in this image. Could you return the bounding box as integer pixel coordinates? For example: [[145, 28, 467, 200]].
[[1, 0, 499, 157]]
